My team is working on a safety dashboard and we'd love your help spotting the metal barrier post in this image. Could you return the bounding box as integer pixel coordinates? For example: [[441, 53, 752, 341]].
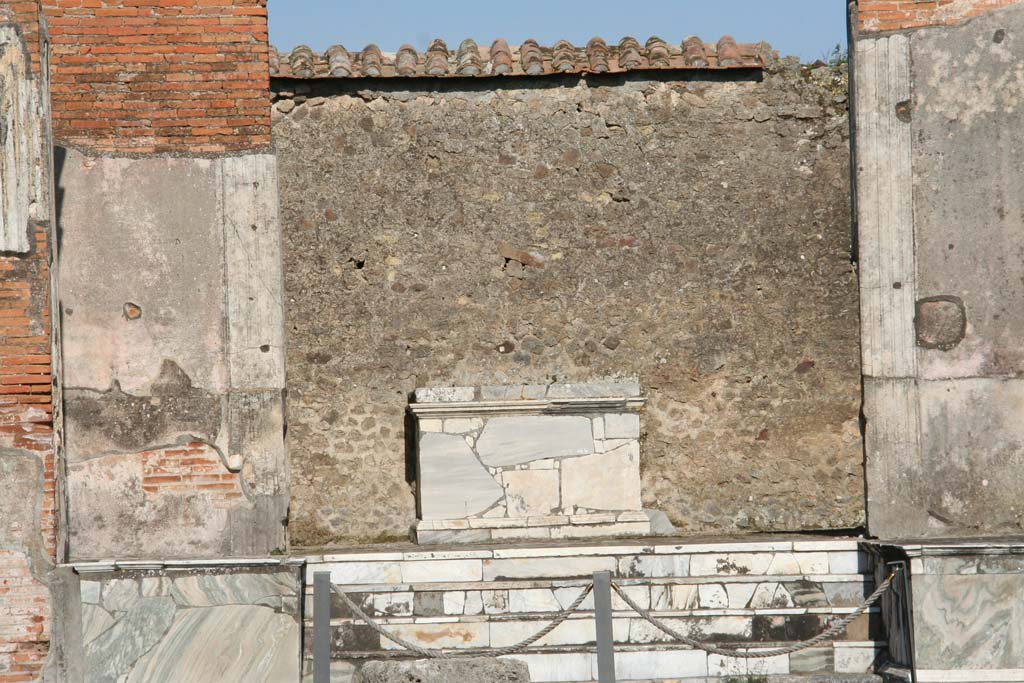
[[313, 571, 331, 683], [594, 571, 617, 683]]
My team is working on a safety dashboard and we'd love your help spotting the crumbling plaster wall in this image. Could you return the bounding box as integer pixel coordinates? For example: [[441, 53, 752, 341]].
[[858, 1, 1024, 538], [275, 58, 864, 546], [58, 148, 288, 560]]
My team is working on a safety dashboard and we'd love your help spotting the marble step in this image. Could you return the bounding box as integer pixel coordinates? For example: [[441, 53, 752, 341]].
[[306, 540, 868, 589], [304, 537, 882, 681], [310, 575, 877, 621], [303, 659, 887, 683]]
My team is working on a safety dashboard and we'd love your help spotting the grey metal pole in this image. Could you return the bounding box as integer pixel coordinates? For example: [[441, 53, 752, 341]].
[[593, 570, 617, 683], [313, 571, 331, 683]]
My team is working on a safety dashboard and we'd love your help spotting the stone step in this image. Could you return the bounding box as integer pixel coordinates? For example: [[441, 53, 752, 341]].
[[304, 537, 883, 681], [306, 539, 867, 588], [306, 660, 887, 683]]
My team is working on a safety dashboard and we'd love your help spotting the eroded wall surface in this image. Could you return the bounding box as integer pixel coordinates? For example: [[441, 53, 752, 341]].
[[58, 150, 287, 560], [275, 59, 863, 546], [46, 0, 288, 561], [856, 0, 1024, 538]]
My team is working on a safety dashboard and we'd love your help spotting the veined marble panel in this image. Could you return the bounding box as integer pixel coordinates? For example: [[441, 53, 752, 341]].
[[126, 605, 298, 682], [81, 568, 303, 682], [418, 432, 504, 520], [475, 416, 594, 467], [914, 573, 1024, 669]]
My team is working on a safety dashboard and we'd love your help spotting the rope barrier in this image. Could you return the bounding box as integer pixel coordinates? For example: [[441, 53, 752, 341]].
[[328, 566, 898, 661], [611, 568, 899, 659]]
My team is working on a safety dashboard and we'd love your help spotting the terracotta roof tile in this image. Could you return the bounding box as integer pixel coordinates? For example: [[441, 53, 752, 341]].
[[270, 35, 767, 79]]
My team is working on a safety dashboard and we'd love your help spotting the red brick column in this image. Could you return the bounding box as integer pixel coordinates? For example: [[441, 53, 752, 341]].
[[42, 0, 271, 153], [0, 4, 55, 680]]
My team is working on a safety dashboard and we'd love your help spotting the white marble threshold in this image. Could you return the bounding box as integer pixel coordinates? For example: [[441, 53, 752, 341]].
[[915, 670, 1024, 682]]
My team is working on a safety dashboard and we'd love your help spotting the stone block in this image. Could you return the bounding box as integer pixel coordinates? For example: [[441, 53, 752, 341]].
[[418, 419, 443, 433], [834, 644, 883, 673], [560, 443, 642, 512], [546, 381, 641, 398], [414, 387, 476, 403], [569, 513, 619, 525], [464, 591, 484, 615], [552, 586, 596, 611], [371, 592, 413, 617], [913, 572, 1024, 670], [669, 585, 699, 610], [443, 417, 483, 434], [766, 552, 829, 575], [169, 571, 296, 608], [327, 562, 403, 585], [604, 412, 641, 439], [610, 585, 650, 611], [725, 582, 758, 608], [401, 559, 482, 584], [707, 651, 789, 675], [418, 432, 503, 520], [527, 515, 569, 526], [378, 622, 490, 650], [124, 604, 299, 682], [81, 581, 102, 604], [823, 581, 870, 607], [508, 588, 561, 613], [690, 553, 774, 576], [483, 557, 615, 581], [82, 604, 116, 646], [628, 615, 751, 644], [698, 584, 729, 608], [413, 591, 444, 617], [482, 590, 508, 614], [476, 416, 593, 467], [490, 617, 628, 648], [355, 659, 530, 683], [750, 583, 794, 608], [85, 596, 177, 681], [501, 469, 560, 516], [503, 653, 593, 683], [612, 650, 707, 679], [415, 529, 492, 545], [492, 527, 551, 541], [549, 521, 650, 539], [619, 554, 690, 578], [442, 591, 465, 615], [789, 647, 834, 673], [829, 550, 863, 574]]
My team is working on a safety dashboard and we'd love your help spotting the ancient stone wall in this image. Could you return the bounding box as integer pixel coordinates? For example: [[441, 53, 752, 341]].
[[274, 57, 864, 546]]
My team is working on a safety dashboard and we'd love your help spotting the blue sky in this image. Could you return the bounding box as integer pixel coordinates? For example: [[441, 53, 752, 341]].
[[267, 1, 848, 62]]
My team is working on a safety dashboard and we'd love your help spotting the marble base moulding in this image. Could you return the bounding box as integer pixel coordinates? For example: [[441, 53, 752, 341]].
[[408, 381, 675, 544], [865, 539, 1024, 683]]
